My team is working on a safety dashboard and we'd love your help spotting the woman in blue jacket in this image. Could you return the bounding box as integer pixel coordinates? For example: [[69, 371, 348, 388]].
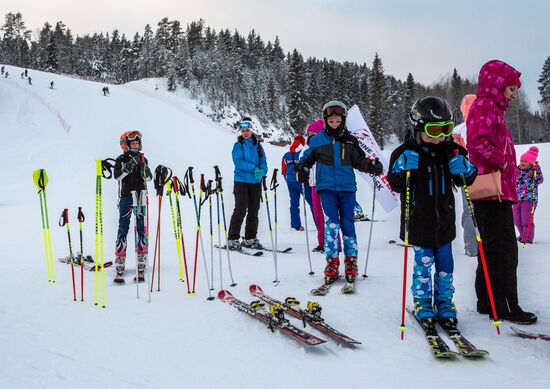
[[297, 101, 383, 285], [227, 117, 268, 250]]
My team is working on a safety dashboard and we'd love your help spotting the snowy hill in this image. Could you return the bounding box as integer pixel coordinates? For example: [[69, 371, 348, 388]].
[[1, 65, 549, 389]]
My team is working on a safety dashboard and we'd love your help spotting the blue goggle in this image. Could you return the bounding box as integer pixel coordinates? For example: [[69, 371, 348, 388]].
[[240, 121, 252, 129]]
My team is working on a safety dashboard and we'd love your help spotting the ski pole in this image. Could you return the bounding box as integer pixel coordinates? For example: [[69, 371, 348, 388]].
[[214, 169, 224, 290], [270, 169, 280, 258], [362, 182, 377, 278], [150, 165, 172, 293], [263, 176, 279, 285], [173, 176, 191, 294], [399, 170, 411, 340], [33, 169, 55, 283], [522, 169, 538, 247], [131, 190, 141, 299], [59, 209, 77, 301], [77, 207, 85, 302], [207, 180, 215, 290], [139, 154, 151, 300], [302, 183, 314, 276], [167, 181, 184, 283], [214, 165, 236, 287], [188, 169, 214, 299], [451, 153, 501, 334]]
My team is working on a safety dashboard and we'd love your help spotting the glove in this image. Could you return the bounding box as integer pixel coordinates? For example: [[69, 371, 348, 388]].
[[448, 154, 474, 177], [364, 157, 383, 176], [122, 155, 140, 174], [533, 164, 541, 174], [253, 167, 264, 181], [392, 150, 419, 173], [139, 163, 151, 179], [295, 164, 310, 183]]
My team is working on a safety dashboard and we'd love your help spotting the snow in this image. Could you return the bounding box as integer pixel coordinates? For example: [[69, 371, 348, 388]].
[[1, 65, 549, 389]]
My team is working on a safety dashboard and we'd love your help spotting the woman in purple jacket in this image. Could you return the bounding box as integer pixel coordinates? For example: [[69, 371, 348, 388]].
[[467, 60, 536, 324]]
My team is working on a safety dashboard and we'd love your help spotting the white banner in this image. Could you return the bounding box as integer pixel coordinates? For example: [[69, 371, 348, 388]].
[[347, 105, 399, 213]]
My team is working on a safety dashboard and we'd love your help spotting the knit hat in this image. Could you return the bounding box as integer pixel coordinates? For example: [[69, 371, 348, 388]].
[[460, 94, 476, 121], [520, 146, 539, 165], [306, 119, 324, 134], [290, 135, 306, 152]]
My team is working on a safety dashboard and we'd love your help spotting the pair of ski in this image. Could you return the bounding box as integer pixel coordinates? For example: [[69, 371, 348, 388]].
[[406, 308, 489, 359], [218, 285, 360, 347], [311, 277, 356, 295], [214, 245, 292, 257], [58, 256, 113, 271]]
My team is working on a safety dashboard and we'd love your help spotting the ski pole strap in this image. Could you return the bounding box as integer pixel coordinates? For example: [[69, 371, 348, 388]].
[[77, 207, 85, 223], [183, 167, 193, 198], [101, 158, 116, 179], [59, 209, 69, 227], [200, 177, 212, 206], [154, 165, 172, 197], [214, 165, 223, 193], [270, 169, 279, 190], [33, 169, 48, 192], [262, 176, 268, 192]]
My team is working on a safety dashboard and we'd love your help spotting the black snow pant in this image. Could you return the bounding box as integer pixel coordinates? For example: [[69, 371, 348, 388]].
[[473, 200, 519, 317], [228, 182, 262, 241]]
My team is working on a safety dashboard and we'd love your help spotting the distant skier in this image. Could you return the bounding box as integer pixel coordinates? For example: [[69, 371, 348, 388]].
[[227, 117, 268, 250], [1, 65, 4, 75], [50, 81, 55, 89], [24, 69, 28, 77], [296, 101, 383, 287], [387, 96, 477, 330], [28, 77, 32, 85], [4, 71, 8, 78], [102, 86, 110, 96], [21, 72, 24, 79], [113, 131, 152, 284], [281, 135, 313, 231]]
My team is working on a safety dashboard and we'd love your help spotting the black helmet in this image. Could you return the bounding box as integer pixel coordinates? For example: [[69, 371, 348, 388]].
[[409, 96, 453, 131]]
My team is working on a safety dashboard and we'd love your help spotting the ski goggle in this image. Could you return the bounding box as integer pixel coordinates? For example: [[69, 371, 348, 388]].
[[126, 130, 142, 142], [240, 121, 252, 129], [324, 106, 346, 117], [423, 121, 454, 138]]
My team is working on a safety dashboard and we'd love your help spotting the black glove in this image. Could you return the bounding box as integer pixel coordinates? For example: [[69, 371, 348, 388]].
[[140, 163, 152, 179], [122, 155, 140, 174], [296, 165, 310, 183], [362, 157, 383, 176]]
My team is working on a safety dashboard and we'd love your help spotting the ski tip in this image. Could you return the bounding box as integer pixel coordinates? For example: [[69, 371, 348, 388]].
[[218, 290, 234, 300], [253, 251, 264, 256], [249, 284, 263, 294]]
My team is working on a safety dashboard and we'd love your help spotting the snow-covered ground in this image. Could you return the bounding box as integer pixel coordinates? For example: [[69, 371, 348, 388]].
[[1, 65, 549, 389]]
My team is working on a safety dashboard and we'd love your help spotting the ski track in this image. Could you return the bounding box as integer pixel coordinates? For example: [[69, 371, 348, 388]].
[[1, 64, 549, 389]]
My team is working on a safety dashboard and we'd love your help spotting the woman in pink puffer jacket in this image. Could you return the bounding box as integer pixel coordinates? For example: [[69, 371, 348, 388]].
[[466, 60, 537, 324]]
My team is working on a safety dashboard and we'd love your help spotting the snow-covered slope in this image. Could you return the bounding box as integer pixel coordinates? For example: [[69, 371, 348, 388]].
[[1, 65, 549, 389]]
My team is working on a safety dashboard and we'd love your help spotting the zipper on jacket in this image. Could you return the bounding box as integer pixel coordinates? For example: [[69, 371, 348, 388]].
[[428, 165, 433, 197], [431, 153, 440, 247], [341, 144, 345, 161], [440, 166, 445, 195]]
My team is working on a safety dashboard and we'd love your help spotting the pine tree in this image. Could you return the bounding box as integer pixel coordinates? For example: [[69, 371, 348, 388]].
[[450, 68, 463, 122], [287, 49, 309, 134], [368, 53, 389, 149], [1, 12, 31, 65], [538, 55, 550, 121]]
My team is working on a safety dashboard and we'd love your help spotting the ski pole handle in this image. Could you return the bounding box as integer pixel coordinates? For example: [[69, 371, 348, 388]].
[[187, 167, 195, 184], [172, 176, 180, 192], [270, 169, 279, 190], [77, 207, 85, 223], [59, 208, 69, 227], [200, 174, 206, 192], [262, 176, 268, 192], [214, 165, 221, 181]]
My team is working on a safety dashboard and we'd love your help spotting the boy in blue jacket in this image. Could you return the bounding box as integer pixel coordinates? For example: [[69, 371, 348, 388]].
[[297, 101, 383, 286], [227, 117, 268, 250]]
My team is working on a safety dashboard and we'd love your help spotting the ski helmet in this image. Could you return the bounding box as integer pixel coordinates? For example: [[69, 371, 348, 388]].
[[322, 100, 347, 138], [409, 96, 454, 143], [120, 130, 142, 152], [239, 116, 253, 130]]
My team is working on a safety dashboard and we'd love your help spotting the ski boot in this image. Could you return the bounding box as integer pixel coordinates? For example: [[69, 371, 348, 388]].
[[344, 256, 358, 283], [114, 272, 125, 284], [241, 238, 264, 250], [312, 245, 324, 253], [324, 257, 340, 285], [414, 299, 436, 330], [133, 272, 145, 283], [436, 300, 458, 320], [227, 239, 241, 251]]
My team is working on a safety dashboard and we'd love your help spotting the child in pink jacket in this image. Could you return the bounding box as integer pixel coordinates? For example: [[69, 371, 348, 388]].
[[513, 146, 544, 244]]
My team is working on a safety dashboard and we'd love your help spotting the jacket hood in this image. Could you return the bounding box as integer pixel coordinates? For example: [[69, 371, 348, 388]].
[[476, 60, 521, 111]]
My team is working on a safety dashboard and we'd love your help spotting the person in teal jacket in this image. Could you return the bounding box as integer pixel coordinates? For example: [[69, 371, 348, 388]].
[[227, 117, 268, 250]]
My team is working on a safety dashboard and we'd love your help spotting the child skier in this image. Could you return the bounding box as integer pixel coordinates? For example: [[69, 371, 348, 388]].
[[296, 101, 383, 287], [282, 135, 313, 231], [387, 96, 477, 329], [113, 130, 152, 284], [513, 146, 544, 244]]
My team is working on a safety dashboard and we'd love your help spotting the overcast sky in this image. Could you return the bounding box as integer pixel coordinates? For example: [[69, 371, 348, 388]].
[[2, 0, 549, 109]]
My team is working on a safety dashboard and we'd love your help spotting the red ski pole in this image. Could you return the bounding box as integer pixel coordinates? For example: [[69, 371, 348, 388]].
[[454, 150, 500, 334], [77, 207, 85, 302], [59, 209, 77, 301], [399, 170, 411, 340]]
